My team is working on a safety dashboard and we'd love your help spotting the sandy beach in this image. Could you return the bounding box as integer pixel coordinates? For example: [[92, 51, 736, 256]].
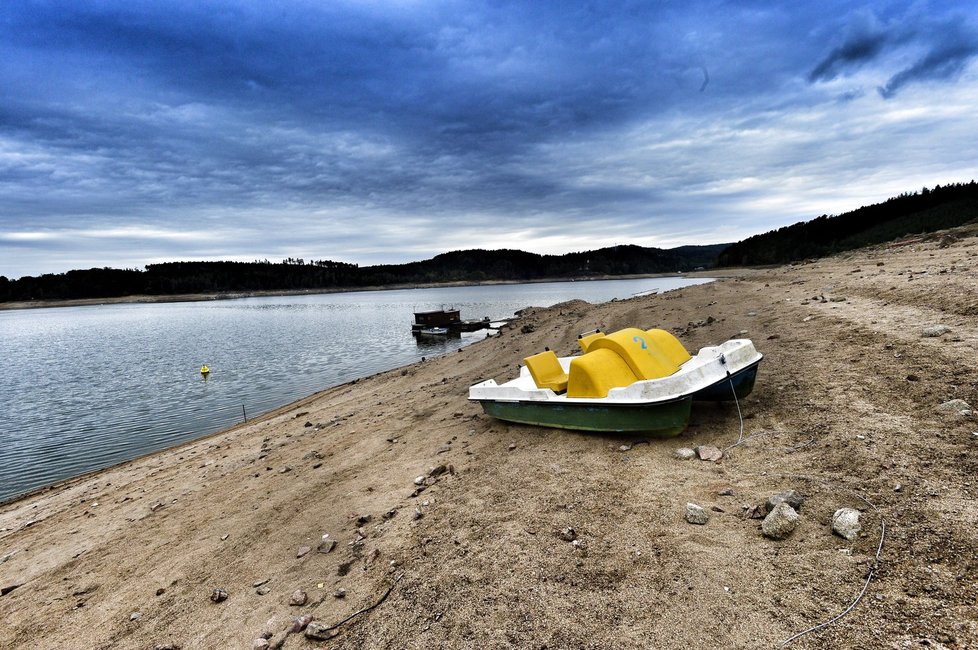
[[2, 226, 977, 649]]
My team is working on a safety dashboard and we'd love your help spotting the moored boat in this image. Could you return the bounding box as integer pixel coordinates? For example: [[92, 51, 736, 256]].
[[468, 327, 762, 436]]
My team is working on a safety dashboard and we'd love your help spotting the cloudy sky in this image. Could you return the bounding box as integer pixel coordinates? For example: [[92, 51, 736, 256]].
[[2, 0, 977, 279]]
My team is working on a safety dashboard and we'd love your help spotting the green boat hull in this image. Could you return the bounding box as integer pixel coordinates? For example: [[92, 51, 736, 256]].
[[476, 396, 692, 436]]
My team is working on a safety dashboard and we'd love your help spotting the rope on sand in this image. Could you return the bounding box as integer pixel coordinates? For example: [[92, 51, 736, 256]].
[[778, 480, 885, 647], [719, 412, 887, 646], [320, 573, 404, 634]]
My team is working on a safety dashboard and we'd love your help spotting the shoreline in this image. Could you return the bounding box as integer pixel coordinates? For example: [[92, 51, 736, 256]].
[[2, 232, 976, 647], [0, 270, 740, 311]]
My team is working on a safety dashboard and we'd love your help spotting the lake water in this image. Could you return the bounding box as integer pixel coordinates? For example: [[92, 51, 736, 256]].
[[0, 276, 710, 502]]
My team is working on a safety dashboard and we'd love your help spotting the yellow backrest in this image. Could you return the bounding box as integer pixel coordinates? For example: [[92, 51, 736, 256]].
[[577, 331, 604, 352], [588, 327, 681, 380], [644, 328, 692, 366], [523, 350, 568, 393], [566, 348, 638, 398]]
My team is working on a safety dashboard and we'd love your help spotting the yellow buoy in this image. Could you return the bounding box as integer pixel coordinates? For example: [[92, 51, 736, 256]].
[[200, 364, 210, 375]]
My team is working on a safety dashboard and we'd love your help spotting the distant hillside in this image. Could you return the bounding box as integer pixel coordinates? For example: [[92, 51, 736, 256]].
[[0, 243, 731, 303], [718, 181, 978, 266]]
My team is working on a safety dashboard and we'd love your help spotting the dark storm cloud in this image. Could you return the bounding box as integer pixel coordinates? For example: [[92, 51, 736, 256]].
[[809, 29, 890, 82], [809, 8, 978, 97], [2, 1, 978, 278], [878, 22, 978, 97]]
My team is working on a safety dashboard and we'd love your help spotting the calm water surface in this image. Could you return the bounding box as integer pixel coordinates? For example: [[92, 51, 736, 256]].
[[0, 277, 710, 502]]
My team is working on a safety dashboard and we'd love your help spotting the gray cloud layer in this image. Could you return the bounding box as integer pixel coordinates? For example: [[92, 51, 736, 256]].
[[2, 1, 977, 278]]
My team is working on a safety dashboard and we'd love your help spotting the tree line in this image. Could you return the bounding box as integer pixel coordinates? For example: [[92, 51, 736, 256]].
[[718, 181, 978, 266], [0, 244, 728, 303]]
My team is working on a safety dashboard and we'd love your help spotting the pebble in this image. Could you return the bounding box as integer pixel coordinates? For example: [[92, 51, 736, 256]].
[[256, 586, 271, 596], [832, 507, 862, 541], [130, 612, 142, 621], [296, 546, 311, 558], [695, 446, 722, 462], [413, 507, 423, 520], [674, 447, 696, 460], [508, 443, 517, 451], [685, 503, 709, 525], [210, 588, 228, 603], [560, 527, 577, 542], [718, 488, 734, 496], [317, 538, 337, 554], [289, 615, 313, 633], [305, 622, 336, 641], [761, 503, 799, 539], [334, 588, 347, 598], [289, 590, 308, 606], [413, 475, 426, 486], [619, 445, 632, 452], [938, 399, 972, 414], [252, 640, 270, 650], [922, 325, 951, 337], [765, 490, 805, 514]]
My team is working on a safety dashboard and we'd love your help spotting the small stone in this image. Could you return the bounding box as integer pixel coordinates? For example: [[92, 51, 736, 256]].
[[619, 445, 632, 452], [317, 539, 337, 554], [695, 446, 723, 462], [685, 503, 709, 525], [267, 631, 289, 649], [764, 490, 805, 514], [305, 622, 336, 641], [718, 488, 734, 496], [333, 588, 347, 598], [832, 507, 862, 541], [508, 443, 517, 451], [220, 534, 229, 541], [296, 546, 311, 558], [356, 514, 372, 525], [938, 399, 972, 414], [761, 502, 799, 539], [922, 325, 951, 337], [289, 615, 313, 633], [129, 612, 142, 621], [413, 507, 423, 520], [210, 588, 228, 603], [256, 586, 271, 596], [252, 639, 270, 650], [413, 475, 426, 486], [428, 464, 448, 477], [674, 447, 696, 461], [436, 445, 451, 454], [289, 589, 308, 606], [559, 527, 577, 542], [893, 483, 903, 492]]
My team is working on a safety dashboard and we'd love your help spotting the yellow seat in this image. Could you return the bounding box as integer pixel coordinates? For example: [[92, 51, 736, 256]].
[[644, 329, 692, 366], [567, 348, 639, 398], [588, 327, 681, 380], [523, 350, 568, 393], [577, 331, 604, 352]]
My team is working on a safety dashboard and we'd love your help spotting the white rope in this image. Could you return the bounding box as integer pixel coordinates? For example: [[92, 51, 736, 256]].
[[728, 374, 745, 445]]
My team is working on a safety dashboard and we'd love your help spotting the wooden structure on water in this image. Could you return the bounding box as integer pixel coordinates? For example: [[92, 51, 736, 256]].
[[411, 308, 491, 334]]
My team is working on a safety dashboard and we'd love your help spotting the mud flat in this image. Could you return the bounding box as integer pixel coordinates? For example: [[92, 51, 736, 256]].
[[1, 226, 977, 648]]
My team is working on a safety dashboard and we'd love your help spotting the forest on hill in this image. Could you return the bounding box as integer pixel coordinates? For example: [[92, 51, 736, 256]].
[[0, 244, 728, 303], [718, 181, 978, 266], [4, 181, 976, 304]]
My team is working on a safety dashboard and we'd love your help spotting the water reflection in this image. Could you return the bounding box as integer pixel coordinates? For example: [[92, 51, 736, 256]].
[[0, 276, 711, 502]]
